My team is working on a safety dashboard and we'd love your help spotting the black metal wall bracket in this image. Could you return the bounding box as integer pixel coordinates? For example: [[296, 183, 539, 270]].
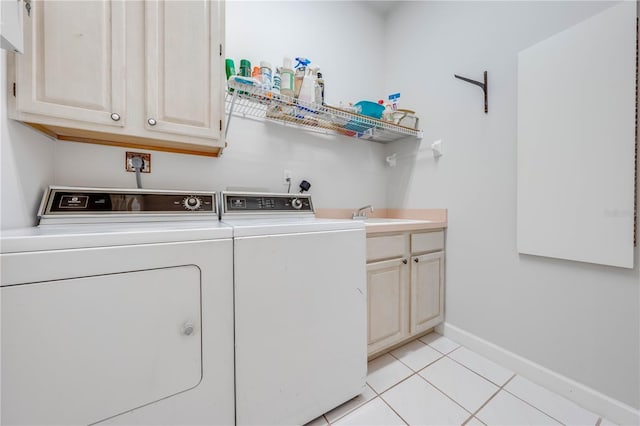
[[454, 71, 488, 113]]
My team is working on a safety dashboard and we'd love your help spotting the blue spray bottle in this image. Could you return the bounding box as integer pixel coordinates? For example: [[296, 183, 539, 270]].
[[293, 57, 311, 98]]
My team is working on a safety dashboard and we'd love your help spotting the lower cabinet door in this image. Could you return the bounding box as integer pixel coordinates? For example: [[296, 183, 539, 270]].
[[410, 251, 445, 334], [367, 258, 409, 355]]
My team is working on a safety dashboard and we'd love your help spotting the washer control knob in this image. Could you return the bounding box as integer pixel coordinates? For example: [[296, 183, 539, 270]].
[[182, 196, 202, 211], [182, 322, 195, 336], [291, 198, 303, 210]]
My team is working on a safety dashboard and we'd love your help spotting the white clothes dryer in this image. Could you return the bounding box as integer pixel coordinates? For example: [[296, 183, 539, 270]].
[[1, 187, 234, 426], [220, 191, 367, 426]]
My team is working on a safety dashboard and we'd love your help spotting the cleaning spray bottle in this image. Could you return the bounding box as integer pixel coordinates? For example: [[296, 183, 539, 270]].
[[297, 67, 316, 104], [293, 57, 310, 98]]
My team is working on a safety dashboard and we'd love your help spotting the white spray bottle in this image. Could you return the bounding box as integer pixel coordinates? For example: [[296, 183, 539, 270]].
[[297, 67, 317, 104]]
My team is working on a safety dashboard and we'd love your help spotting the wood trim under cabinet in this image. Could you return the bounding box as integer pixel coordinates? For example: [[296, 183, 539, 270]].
[[24, 122, 222, 157]]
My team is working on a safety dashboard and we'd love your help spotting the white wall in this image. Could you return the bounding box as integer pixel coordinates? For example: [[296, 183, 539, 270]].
[[0, 50, 54, 229], [384, 1, 639, 410]]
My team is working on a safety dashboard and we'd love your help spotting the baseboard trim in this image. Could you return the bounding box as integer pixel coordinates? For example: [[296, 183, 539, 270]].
[[440, 323, 640, 425]]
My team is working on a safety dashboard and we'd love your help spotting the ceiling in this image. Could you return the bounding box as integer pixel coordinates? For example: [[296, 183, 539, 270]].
[[366, 0, 402, 16]]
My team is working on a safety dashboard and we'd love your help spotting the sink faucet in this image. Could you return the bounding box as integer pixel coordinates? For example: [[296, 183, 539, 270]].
[[352, 205, 374, 220]]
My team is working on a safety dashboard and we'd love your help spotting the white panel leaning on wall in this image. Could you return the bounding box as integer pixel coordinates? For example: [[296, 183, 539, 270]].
[[517, 1, 637, 269]]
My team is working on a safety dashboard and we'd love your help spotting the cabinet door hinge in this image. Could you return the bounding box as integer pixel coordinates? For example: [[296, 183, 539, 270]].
[[13, 83, 16, 97], [219, 44, 222, 57], [219, 120, 222, 131]]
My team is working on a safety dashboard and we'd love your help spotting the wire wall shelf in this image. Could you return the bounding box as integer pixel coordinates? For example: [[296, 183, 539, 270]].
[[224, 80, 423, 143]]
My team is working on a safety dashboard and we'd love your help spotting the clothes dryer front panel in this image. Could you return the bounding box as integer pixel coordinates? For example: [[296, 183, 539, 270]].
[[1, 265, 202, 426]]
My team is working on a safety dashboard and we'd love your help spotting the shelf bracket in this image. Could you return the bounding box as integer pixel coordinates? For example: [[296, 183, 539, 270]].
[[454, 71, 488, 113], [225, 90, 239, 139]]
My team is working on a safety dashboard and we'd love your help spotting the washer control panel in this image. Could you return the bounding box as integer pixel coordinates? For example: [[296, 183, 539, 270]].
[[223, 192, 313, 214], [40, 187, 216, 215]]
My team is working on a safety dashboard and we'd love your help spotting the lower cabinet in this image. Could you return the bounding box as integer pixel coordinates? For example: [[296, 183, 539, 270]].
[[410, 251, 445, 335], [366, 229, 445, 357], [367, 257, 409, 355]]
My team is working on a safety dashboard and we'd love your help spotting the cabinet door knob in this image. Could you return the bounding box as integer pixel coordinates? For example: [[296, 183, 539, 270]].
[[110, 113, 121, 121], [402, 259, 408, 264], [414, 258, 419, 263], [148, 118, 157, 126]]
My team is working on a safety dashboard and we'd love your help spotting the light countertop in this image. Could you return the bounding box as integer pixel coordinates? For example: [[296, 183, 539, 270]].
[[315, 208, 447, 234]]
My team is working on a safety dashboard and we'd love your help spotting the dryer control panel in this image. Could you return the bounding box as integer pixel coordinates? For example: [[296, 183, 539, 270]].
[[222, 192, 314, 214]]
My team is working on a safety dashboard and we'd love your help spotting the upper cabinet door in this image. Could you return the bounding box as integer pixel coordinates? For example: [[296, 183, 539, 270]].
[[15, 0, 126, 126], [1, 0, 24, 53], [145, 0, 223, 141]]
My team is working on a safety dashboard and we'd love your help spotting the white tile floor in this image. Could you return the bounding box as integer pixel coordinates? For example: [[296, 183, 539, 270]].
[[306, 332, 614, 426]]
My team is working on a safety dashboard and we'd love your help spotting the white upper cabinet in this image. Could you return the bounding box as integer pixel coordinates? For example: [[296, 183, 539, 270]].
[[1, 0, 25, 53], [145, 1, 223, 140], [8, 0, 226, 157], [15, 0, 126, 126]]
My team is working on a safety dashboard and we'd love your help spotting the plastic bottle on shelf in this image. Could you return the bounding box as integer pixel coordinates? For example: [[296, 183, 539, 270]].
[[260, 61, 272, 90], [297, 68, 316, 104], [280, 57, 295, 98], [252, 66, 261, 81], [294, 69, 304, 98], [293, 57, 310, 98], [239, 59, 251, 77], [388, 92, 401, 110], [315, 71, 324, 105], [225, 59, 236, 92], [225, 59, 236, 80], [383, 103, 394, 121], [272, 67, 282, 95]]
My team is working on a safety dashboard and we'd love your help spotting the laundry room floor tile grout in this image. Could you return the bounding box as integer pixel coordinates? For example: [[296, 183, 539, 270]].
[[306, 331, 608, 426]]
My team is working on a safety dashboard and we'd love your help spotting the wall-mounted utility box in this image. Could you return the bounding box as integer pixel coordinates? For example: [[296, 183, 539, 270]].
[[125, 152, 151, 173]]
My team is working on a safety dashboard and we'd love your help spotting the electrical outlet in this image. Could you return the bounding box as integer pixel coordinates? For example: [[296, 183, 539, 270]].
[[125, 152, 151, 173], [283, 169, 293, 185]]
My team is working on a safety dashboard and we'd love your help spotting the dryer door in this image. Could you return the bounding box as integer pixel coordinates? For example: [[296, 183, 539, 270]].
[[1, 265, 202, 425]]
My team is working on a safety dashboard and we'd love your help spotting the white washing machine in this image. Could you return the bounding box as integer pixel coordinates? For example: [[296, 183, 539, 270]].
[[1, 186, 234, 426], [220, 191, 367, 426]]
